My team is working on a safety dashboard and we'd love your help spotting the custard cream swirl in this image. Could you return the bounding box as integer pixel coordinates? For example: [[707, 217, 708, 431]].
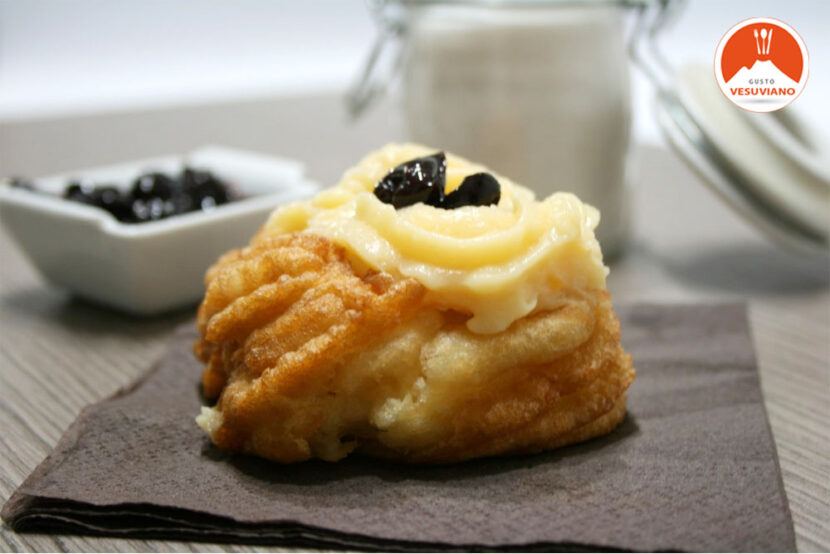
[[260, 143, 608, 333]]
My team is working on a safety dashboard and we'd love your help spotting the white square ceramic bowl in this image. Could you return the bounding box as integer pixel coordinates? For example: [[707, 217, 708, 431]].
[[0, 146, 319, 315]]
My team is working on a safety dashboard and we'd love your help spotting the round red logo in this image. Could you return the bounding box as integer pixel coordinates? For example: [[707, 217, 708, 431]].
[[714, 17, 809, 112]]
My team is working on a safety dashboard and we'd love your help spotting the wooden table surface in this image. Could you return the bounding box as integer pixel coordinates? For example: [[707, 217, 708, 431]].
[[1, 94, 828, 552]]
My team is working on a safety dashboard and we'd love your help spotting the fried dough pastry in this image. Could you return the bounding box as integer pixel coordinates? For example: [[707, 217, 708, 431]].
[[195, 233, 633, 463], [195, 144, 634, 463]]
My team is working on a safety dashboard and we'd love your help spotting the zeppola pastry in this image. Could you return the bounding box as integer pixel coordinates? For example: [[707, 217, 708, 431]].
[[194, 144, 634, 463]]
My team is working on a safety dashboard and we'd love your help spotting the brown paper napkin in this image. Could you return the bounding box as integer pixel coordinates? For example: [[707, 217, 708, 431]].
[[1, 304, 795, 551]]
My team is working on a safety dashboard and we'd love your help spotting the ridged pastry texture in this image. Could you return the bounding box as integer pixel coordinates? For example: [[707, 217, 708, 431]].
[[195, 233, 634, 463]]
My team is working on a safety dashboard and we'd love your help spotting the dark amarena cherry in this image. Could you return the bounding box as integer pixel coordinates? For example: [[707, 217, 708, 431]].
[[374, 152, 447, 209], [131, 172, 176, 200], [441, 173, 501, 209], [52, 167, 237, 223], [373, 153, 501, 211]]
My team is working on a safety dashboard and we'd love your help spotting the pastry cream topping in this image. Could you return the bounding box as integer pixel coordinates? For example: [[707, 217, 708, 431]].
[[261, 143, 608, 333]]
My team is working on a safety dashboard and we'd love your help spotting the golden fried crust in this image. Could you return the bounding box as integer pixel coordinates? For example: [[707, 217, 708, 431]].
[[195, 233, 634, 463]]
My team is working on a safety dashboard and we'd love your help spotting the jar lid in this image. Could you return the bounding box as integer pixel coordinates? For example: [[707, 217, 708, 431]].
[[654, 69, 829, 254], [633, 2, 829, 254]]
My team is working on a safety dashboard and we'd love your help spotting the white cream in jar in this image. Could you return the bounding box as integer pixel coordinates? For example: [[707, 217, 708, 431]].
[[399, 3, 632, 256]]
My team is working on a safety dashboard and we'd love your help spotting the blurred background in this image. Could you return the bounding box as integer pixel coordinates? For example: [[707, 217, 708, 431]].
[[2, 0, 829, 262], [2, 0, 828, 175]]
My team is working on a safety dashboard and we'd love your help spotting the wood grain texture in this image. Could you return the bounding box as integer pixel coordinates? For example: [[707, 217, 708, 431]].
[[1, 96, 828, 551]]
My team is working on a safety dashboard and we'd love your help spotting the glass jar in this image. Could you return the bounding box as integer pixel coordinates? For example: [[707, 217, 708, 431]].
[[351, 0, 638, 256], [352, 0, 830, 255]]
